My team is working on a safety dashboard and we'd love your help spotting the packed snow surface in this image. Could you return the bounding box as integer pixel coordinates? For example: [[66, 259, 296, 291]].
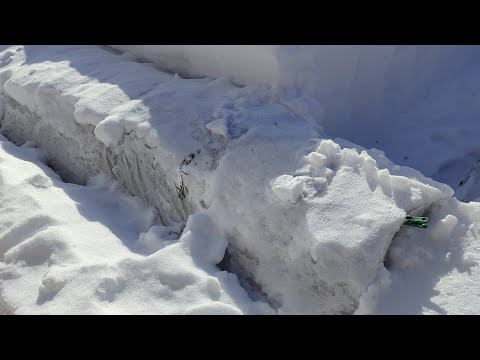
[[1, 45, 480, 314]]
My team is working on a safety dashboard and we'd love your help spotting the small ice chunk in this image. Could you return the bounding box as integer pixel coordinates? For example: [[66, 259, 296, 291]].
[[270, 175, 308, 204], [205, 119, 228, 138], [306, 152, 327, 169], [430, 214, 458, 242]]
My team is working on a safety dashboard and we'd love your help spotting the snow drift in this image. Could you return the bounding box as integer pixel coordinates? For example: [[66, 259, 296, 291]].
[[1, 45, 480, 314], [112, 45, 480, 188]]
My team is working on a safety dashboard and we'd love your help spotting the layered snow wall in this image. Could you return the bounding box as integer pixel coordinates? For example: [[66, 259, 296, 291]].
[[0, 45, 467, 314]]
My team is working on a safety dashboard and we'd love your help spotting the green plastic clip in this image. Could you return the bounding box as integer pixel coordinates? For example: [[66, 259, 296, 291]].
[[403, 216, 428, 229]]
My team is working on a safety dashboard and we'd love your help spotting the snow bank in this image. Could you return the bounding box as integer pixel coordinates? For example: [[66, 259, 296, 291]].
[[0, 134, 271, 314], [208, 136, 452, 313], [0, 45, 465, 314], [112, 45, 480, 188]]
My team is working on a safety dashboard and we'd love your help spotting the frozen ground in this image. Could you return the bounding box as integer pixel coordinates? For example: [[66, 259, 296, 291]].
[[1, 45, 480, 314]]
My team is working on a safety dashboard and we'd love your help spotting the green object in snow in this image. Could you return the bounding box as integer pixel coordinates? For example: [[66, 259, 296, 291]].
[[404, 216, 428, 229]]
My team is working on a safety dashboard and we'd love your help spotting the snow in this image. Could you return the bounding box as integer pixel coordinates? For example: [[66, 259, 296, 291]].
[[206, 135, 452, 314], [270, 175, 308, 204], [110, 45, 279, 86], [112, 45, 480, 188], [205, 119, 228, 138], [456, 161, 480, 202], [0, 134, 271, 314], [359, 198, 480, 315], [1, 44, 480, 314]]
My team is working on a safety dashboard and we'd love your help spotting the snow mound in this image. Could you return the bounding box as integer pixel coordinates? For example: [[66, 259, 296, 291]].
[[0, 135, 272, 314], [208, 135, 452, 313]]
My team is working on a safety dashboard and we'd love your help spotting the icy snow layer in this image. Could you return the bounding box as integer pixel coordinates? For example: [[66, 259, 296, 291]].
[[0, 135, 272, 314], [0, 45, 468, 314], [111, 45, 480, 188]]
